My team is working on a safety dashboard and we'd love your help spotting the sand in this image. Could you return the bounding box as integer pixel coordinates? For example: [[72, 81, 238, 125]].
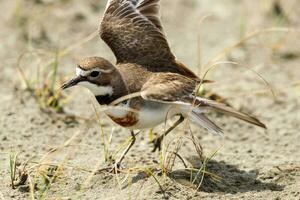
[[0, 0, 299, 199]]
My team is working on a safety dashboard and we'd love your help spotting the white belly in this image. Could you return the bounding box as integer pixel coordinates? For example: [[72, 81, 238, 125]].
[[105, 101, 178, 130], [132, 103, 175, 130]]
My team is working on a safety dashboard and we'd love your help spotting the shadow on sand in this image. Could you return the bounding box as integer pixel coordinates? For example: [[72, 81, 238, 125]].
[[125, 158, 284, 194], [168, 158, 284, 193]]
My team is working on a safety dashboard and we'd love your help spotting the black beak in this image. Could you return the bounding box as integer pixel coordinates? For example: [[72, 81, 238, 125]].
[[61, 76, 85, 90]]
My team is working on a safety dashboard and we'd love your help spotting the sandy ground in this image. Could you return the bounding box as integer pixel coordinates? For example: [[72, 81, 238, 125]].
[[1, 0, 300, 199]]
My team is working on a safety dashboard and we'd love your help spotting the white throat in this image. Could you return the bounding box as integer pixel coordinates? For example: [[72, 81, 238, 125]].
[[78, 81, 113, 96], [75, 67, 113, 96]]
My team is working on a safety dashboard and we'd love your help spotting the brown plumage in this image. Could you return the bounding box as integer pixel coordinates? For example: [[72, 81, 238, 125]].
[[100, 0, 199, 80], [141, 73, 197, 103], [62, 0, 266, 166], [78, 57, 115, 71]]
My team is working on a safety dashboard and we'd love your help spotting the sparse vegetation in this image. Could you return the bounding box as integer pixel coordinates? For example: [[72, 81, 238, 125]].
[[1, 0, 299, 199], [17, 49, 66, 113]]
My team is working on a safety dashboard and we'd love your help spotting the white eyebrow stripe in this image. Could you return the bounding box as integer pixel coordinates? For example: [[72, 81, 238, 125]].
[[76, 67, 113, 77], [76, 67, 90, 76], [100, 68, 114, 73]]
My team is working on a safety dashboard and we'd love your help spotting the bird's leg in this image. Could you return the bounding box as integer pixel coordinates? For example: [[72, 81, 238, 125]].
[[114, 131, 137, 169], [152, 115, 184, 152]]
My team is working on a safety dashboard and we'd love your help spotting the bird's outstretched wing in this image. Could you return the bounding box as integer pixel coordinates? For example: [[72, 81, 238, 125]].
[[100, 0, 175, 66]]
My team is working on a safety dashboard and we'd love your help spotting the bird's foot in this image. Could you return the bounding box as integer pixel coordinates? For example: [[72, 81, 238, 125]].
[[96, 160, 122, 174], [108, 162, 122, 174], [150, 135, 164, 152]]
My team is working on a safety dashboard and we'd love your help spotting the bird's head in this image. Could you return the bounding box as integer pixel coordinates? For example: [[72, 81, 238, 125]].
[[62, 57, 116, 97]]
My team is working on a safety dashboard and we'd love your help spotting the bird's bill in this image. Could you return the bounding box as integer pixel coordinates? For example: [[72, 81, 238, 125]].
[[61, 76, 85, 90]]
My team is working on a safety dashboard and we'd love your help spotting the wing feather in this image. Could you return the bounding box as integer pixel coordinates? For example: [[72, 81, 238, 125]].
[[100, 0, 174, 65], [188, 111, 223, 135], [194, 97, 267, 129], [141, 73, 197, 103], [137, 0, 163, 30]]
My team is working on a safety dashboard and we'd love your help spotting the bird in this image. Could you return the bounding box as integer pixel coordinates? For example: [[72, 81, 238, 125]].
[[62, 0, 266, 167]]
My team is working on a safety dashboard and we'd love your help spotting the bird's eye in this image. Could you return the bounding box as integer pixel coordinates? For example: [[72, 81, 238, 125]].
[[90, 71, 100, 78]]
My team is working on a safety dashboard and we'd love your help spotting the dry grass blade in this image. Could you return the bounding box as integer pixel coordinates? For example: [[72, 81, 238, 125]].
[[9, 153, 19, 189], [196, 14, 213, 76], [16, 31, 99, 114], [144, 168, 167, 199], [187, 123, 204, 160], [166, 137, 185, 171], [111, 136, 134, 161], [197, 61, 276, 101], [92, 97, 139, 165], [191, 146, 223, 192], [28, 162, 94, 174], [60, 31, 98, 57], [36, 130, 83, 165], [169, 151, 188, 169], [50, 49, 59, 92], [17, 66, 32, 91], [17, 49, 66, 113], [42, 31, 98, 69], [109, 92, 142, 106], [28, 121, 93, 199], [91, 101, 110, 162], [27, 175, 35, 200], [204, 27, 300, 69], [36, 161, 64, 199]]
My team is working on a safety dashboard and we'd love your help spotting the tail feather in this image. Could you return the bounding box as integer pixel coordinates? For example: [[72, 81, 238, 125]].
[[188, 111, 223, 135], [195, 97, 267, 129]]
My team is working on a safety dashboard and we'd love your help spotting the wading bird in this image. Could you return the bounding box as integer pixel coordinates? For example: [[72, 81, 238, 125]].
[[62, 0, 266, 168]]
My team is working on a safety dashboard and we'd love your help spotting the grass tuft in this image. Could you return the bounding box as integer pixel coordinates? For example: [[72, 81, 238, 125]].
[[17, 49, 66, 113], [9, 152, 19, 189]]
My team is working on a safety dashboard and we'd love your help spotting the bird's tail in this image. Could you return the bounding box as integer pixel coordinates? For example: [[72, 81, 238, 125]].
[[185, 97, 266, 134]]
